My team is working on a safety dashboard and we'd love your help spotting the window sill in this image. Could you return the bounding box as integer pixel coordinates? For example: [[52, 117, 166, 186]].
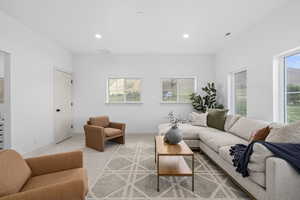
[[105, 102, 143, 104], [160, 101, 191, 104]]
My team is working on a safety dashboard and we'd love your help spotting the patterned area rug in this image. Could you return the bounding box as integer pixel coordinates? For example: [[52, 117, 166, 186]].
[[88, 141, 250, 200]]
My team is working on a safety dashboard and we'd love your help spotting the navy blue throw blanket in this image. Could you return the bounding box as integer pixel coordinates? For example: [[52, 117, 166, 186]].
[[230, 141, 300, 177]]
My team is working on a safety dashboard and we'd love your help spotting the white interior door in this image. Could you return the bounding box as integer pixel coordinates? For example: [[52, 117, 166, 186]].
[[54, 70, 72, 143]]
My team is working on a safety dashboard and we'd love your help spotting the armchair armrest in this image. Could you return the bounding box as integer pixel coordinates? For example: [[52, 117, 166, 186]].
[[266, 157, 300, 200], [109, 122, 126, 134], [0, 179, 86, 200], [84, 125, 105, 151], [25, 151, 83, 176], [84, 125, 105, 137]]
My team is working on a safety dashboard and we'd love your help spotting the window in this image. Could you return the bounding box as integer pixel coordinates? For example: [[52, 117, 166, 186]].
[[230, 70, 247, 116], [284, 53, 300, 123], [107, 78, 142, 103], [161, 77, 196, 103]]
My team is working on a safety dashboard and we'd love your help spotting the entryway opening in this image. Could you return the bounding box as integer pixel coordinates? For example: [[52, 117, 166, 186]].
[[54, 69, 73, 144], [0, 50, 11, 150]]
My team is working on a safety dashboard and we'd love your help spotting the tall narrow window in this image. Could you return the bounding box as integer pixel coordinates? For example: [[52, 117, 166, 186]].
[[161, 77, 196, 103], [107, 78, 142, 103], [231, 70, 247, 116], [284, 53, 300, 123]]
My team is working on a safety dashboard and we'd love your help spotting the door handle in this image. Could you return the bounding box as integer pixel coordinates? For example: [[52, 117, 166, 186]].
[[56, 109, 61, 112]]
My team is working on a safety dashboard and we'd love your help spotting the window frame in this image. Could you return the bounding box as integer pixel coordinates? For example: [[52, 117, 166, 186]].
[[228, 68, 247, 116], [106, 77, 143, 104], [160, 76, 197, 104], [283, 52, 300, 123], [274, 47, 300, 123]]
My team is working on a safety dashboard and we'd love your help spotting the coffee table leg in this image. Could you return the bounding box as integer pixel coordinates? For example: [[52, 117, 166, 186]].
[[192, 154, 194, 192], [154, 138, 156, 163], [157, 154, 160, 192]]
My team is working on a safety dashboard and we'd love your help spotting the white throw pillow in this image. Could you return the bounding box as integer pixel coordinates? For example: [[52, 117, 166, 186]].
[[266, 121, 300, 143], [190, 112, 207, 127]]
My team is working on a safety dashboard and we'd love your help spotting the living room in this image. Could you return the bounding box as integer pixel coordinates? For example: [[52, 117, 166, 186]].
[[0, 0, 300, 200]]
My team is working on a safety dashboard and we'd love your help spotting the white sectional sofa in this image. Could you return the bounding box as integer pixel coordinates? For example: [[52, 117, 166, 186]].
[[158, 116, 300, 200]]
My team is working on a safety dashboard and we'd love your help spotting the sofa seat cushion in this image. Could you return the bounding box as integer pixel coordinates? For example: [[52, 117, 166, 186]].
[[219, 146, 266, 187], [158, 123, 203, 140], [248, 143, 274, 172], [104, 128, 122, 137], [184, 139, 200, 148], [0, 150, 32, 197], [198, 128, 247, 152], [248, 171, 266, 188], [22, 168, 88, 193], [219, 144, 273, 173], [229, 117, 269, 140]]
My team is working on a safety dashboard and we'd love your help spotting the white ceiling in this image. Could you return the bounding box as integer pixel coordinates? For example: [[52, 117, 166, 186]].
[[0, 0, 289, 55]]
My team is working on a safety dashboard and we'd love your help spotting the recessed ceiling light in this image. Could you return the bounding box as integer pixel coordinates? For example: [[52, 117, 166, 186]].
[[182, 33, 189, 39], [95, 34, 102, 39], [225, 32, 231, 37]]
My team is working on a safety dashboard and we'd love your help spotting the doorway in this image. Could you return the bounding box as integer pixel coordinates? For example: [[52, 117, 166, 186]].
[[54, 70, 72, 143], [0, 50, 11, 150]]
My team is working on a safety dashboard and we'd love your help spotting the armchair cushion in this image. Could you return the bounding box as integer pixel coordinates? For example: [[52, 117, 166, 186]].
[[25, 151, 83, 176], [1, 178, 87, 200], [104, 128, 122, 137], [0, 150, 32, 197], [21, 168, 88, 193], [89, 116, 110, 127]]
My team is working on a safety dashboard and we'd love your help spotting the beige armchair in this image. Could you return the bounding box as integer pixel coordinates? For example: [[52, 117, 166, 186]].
[[0, 150, 88, 200], [84, 116, 126, 151]]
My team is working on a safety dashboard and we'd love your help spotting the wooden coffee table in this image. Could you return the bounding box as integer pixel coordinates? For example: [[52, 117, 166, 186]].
[[154, 136, 194, 192]]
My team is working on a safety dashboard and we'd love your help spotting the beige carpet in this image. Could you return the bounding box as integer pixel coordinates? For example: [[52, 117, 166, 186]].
[[26, 134, 250, 200]]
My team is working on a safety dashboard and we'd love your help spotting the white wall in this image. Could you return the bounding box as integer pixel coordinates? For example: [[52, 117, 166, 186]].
[[0, 53, 4, 77], [215, 1, 300, 122], [0, 10, 72, 154], [73, 54, 215, 133]]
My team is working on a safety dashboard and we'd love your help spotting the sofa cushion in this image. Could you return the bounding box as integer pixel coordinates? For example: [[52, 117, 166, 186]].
[[266, 120, 300, 143], [207, 109, 228, 131], [219, 143, 274, 172], [0, 150, 32, 197], [248, 171, 266, 188], [104, 128, 122, 137], [224, 115, 241, 132], [219, 143, 273, 173], [248, 143, 274, 172], [158, 123, 202, 140], [22, 168, 88, 193], [229, 117, 269, 140], [198, 128, 247, 152], [219, 145, 266, 187], [184, 139, 200, 148], [90, 116, 110, 127], [219, 145, 232, 164], [218, 142, 273, 174], [190, 112, 207, 127]]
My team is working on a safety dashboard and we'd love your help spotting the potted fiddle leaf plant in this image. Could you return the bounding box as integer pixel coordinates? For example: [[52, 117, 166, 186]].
[[190, 82, 224, 113]]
